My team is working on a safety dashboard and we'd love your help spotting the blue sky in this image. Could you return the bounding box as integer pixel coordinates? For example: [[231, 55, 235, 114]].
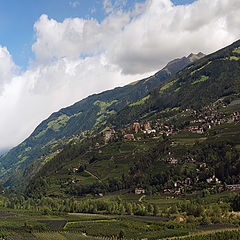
[[171, 0, 196, 4], [0, 0, 195, 69]]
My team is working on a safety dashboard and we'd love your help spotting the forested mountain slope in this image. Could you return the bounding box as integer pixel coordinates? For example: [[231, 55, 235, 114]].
[[25, 40, 240, 198], [109, 40, 240, 128], [0, 53, 203, 190]]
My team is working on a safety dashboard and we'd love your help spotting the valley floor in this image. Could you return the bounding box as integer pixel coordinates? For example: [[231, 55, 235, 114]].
[[1, 190, 240, 240]]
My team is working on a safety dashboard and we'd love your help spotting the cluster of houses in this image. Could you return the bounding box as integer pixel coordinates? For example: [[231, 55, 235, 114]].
[[135, 182, 240, 197], [162, 179, 240, 196], [166, 157, 178, 164], [132, 122, 156, 134], [103, 122, 156, 142], [187, 110, 240, 134], [164, 155, 197, 165], [103, 121, 172, 143], [163, 178, 193, 195], [100, 104, 239, 144], [104, 128, 116, 141]]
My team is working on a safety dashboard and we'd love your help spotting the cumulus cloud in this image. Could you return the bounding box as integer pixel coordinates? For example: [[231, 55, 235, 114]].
[[32, 13, 130, 63], [108, 0, 240, 74], [1, 0, 240, 150], [0, 53, 147, 150], [32, 0, 240, 74], [0, 46, 17, 94]]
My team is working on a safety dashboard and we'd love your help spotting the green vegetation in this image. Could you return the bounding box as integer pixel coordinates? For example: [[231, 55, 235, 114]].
[[160, 80, 177, 92], [230, 56, 240, 61], [24, 106, 240, 200], [190, 61, 212, 76], [175, 87, 181, 92], [191, 75, 209, 85], [129, 95, 150, 106], [1, 37, 240, 240], [233, 47, 240, 54], [0, 54, 179, 191], [94, 100, 118, 114], [171, 230, 240, 240], [1, 189, 240, 239]]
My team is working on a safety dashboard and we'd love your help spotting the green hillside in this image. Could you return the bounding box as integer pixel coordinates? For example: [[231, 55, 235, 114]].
[[25, 100, 240, 198], [1, 41, 240, 240], [0, 53, 202, 190], [109, 40, 240, 128], [24, 40, 240, 199]]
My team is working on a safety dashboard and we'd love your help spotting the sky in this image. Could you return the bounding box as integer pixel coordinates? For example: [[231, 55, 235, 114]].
[[0, 0, 240, 152]]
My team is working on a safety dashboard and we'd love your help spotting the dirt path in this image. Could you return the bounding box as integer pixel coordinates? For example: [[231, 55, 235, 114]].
[[139, 195, 146, 202], [84, 170, 102, 182]]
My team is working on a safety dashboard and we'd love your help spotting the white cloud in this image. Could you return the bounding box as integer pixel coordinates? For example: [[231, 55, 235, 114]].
[[1, 0, 240, 150], [0, 46, 18, 94], [0, 53, 148, 150], [108, 0, 240, 74], [33, 0, 240, 74], [32, 13, 130, 63]]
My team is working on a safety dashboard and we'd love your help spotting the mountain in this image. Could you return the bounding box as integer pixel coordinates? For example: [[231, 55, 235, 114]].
[[109, 40, 240, 128], [0, 53, 203, 190], [24, 40, 240, 198], [162, 52, 205, 75]]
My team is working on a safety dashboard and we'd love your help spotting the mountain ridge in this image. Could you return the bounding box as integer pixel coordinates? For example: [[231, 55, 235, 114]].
[[109, 40, 240, 128], [162, 52, 205, 75], [0, 52, 204, 190]]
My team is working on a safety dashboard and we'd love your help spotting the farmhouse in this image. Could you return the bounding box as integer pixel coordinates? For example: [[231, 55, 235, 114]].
[[133, 122, 140, 133], [135, 188, 145, 194]]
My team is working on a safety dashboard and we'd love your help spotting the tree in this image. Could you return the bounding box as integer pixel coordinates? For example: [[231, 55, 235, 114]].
[[231, 194, 240, 211], [118, 230, 125, 239], [153, 204, 160, 216]]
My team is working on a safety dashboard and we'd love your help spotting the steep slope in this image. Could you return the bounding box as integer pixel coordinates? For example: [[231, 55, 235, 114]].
[[0, 150, 8, 158], [24, 41, 240, 198], [162, 52, 205, 75], [109, 40, 240, 128], [0, 53, 203, 190], [26, 116, 240, 198]]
